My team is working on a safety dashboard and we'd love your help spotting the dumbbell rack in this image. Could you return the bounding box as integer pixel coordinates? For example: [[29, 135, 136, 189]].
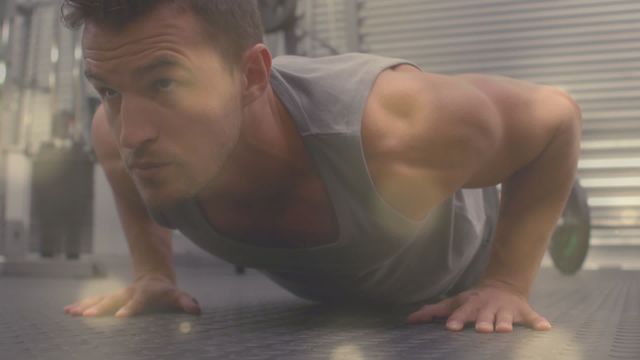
[[1, 150, 103, 279], [0, 0, 101, 279]]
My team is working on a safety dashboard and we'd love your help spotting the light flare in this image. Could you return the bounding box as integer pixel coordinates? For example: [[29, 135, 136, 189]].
[[331, 344, 365, 360]]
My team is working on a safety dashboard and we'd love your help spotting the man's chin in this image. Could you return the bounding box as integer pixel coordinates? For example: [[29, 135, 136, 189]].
[[142, 196, 191, 229]]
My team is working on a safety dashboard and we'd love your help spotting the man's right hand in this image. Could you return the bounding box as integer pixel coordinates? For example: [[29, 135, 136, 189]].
[[63, 274, 201, 318], [72, 106, 198, 319]]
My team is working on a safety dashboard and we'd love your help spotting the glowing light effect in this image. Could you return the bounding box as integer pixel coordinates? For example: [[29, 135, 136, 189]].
[[77, 276, 128, 300], [331, 344, 365, 360], [1, 22, 9, 45], [512, 327, 584, 360], [0, 62, 6, 86], [75, 44, 83, 61], [75, 276, 128, 328], [179, 321, 192, 334], [51, 46, 59, 63]]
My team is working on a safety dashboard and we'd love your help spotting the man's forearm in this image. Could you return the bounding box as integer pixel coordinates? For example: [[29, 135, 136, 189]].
[[481, 100, 581, 296], [126, 220, 176, 283], [113, 191, 177, 283]]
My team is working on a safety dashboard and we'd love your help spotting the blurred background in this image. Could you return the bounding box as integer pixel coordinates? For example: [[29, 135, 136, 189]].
[[0, 0, 638, 270]]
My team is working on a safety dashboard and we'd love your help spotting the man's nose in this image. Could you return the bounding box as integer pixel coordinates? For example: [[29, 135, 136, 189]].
[[118, 96, 158, 150]]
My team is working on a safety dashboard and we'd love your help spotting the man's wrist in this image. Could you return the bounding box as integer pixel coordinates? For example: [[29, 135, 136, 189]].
[[134, 267, 177, 284], [477, 275, 532, 298]]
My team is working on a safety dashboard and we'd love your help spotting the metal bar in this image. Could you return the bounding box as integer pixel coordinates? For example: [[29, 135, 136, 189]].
[[343, 0, 360, 52], [0, 150, 5, 256]]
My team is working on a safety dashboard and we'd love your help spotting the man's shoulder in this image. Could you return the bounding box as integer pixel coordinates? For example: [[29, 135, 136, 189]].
[[272, 53, 419, 136], [360, 66, 463, 219], [362, 65, 442, 157], [272, 52, 418, 93], [362, 66, 502, 158], [273, 52, 399, 67], [360, 66, 507, 218]]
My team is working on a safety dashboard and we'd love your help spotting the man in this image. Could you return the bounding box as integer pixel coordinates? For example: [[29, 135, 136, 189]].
[[62, 0, 581, 334]]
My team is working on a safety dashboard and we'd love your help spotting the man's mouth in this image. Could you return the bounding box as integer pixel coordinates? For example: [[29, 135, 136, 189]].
[[128, 161, 170, 178], [129, 161, 168, 170]]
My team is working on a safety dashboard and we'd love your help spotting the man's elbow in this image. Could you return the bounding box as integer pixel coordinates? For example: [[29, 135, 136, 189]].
[[536, 87, 582, 149], [543, 87, 583, 173], [545, 86, 582, 127]]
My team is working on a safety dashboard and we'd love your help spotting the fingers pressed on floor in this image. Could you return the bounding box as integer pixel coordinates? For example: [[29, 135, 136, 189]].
[[495, 309, 514, 333], [84, 295, 126, 317], [523, 309, 552, 331], [407, 299, 453, 324], [447, 305, 477, 331], [533, 318, 552, 331], [475, 309, 497, 333], [115, 295, 146, 318], [66, 297, 101, 314], [67, 299, 103, 316], [177, 294, 202, 315]]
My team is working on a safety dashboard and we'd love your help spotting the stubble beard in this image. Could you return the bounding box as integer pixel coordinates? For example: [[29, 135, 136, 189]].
[[141, 125, 242, 221]]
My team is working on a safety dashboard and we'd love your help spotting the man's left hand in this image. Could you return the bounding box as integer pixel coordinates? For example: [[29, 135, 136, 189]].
[[406, 279, 552, 333]]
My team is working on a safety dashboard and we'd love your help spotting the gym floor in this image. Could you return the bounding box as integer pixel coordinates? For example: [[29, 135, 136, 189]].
[[1, 250, 639, 360]]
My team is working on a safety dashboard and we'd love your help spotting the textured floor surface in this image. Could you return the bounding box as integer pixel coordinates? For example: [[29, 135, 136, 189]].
[[1, 261, 639, 360]]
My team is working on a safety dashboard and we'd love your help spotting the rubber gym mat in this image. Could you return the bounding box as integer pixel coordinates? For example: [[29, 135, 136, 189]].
[[1, 264, 639, 360]]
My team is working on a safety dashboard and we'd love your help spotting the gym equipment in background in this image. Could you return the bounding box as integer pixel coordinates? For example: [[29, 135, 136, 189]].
[[0, 0, 100, 278], [549, 180, 591, 275], [259, 0, 297, 33], [31, 111, 93, 260]]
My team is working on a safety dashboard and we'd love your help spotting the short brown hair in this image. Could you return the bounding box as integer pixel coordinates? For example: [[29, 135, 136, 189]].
[[61, 0, 264, 67]]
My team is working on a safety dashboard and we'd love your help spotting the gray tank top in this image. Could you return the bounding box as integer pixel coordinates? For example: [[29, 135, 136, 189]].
[[150, 53, 496, 304]]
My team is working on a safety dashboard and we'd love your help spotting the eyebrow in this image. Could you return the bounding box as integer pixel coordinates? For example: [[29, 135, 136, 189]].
[[84, 56, 190, 83], [133, 56, 188, 79], [84, 68, 108, 83]]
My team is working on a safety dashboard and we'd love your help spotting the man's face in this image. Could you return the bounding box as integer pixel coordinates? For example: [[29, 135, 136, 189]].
[[83, 4, 244, 211]]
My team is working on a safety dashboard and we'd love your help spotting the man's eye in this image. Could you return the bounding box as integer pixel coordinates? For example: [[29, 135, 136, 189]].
[[100, 88, 119, 98], [154, 79, 175, 91]]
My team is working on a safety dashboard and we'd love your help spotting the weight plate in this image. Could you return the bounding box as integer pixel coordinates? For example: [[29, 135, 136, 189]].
[[549, 180, 591, 275]]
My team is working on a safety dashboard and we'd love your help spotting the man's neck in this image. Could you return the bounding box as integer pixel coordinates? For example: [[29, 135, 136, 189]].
[[195, 86, 339, 247], [199, 86, 311, 208]]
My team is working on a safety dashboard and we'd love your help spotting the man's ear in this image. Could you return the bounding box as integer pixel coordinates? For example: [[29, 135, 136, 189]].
[[240, 44, 272, 106]]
